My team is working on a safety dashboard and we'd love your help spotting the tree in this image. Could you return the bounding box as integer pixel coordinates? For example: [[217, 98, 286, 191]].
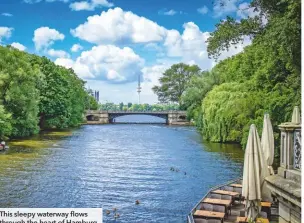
[[152, 63, 201, 106], [0, 45, 92, 137], [179, 0, 301, 151], [0, 105, 12, 140], [207, 0, 300, 74], [119, 102, 124, 111], [127, 102, 132, 109]]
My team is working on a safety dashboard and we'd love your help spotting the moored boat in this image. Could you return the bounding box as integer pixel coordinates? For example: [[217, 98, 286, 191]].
[[187, 178, 277, 223]]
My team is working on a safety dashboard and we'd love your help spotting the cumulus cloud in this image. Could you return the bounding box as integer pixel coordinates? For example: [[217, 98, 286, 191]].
[[163, 22, 212, 69], [55, 58, 74, 68], [213, 0, 239, 17], [55, 45, 144, 83], [166, 22, 251, 69], [1, 13, 13, 17], [11, 42, 27, 51], [48, 49, 70, 58], [197, 6, 208, 15], [70, 7, 251, 77], [33, 27, 65, 50], [140, 64, 169, 103], [0, 27, 13, 42], [69, 0, 113, 11], [71, 7, 167, 44], [71, 43, 83, 52]]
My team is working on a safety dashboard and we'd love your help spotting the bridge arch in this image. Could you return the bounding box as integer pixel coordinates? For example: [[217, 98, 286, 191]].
[[108, 113, 168, 124]]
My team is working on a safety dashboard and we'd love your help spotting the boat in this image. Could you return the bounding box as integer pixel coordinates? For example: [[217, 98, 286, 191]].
[[0, 145, 9, 151], [187, 178, 278, 223]]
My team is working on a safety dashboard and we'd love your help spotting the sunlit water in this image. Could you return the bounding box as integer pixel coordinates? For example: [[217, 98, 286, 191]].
[[0, 115, 244, 223]]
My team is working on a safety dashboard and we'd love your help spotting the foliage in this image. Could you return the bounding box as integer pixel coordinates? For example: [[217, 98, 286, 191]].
[[0, 45, 95, 140], [0, 46, 42, 137], [0, 105, 12, 140], [152, 63, 201, 105], [99, 103, 180, 112], [181, 0, 301, 149]]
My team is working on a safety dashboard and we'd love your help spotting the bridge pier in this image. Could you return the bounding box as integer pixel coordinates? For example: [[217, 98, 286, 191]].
[[84, 110, 189, 125]]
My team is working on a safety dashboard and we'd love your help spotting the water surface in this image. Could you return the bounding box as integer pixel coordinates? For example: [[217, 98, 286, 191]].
[[0, 119, 244, 223]]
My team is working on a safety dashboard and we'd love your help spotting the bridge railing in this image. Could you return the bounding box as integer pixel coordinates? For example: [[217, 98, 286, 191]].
[[86, 110, 186, 114]]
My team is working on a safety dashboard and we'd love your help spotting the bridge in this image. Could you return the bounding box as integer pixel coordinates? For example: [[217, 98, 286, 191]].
[[85, 110, 189, 125]]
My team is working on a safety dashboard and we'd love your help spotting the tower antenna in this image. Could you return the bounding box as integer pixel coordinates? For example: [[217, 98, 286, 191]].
[[137, 74, 142, 104]]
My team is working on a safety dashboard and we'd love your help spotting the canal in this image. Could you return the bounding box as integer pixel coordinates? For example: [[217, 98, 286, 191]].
[[0, 116, 244, 223]]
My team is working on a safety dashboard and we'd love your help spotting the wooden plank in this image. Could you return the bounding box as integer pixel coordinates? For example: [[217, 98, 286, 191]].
[[230, 183, 242, 188], [193, 210, 225, 219], [212, 189, 239, 196], [236, 217, 269, 223], [203, 198, 231, 206], [261, 201, 271, 207], [236, 217, 247, 222], [242, 201, 272, 208]]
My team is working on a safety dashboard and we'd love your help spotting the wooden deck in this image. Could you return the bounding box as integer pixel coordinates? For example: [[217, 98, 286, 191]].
[[188, 178, 279, 223]]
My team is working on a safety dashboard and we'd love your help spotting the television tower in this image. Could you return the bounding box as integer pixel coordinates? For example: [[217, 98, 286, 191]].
[[137, 74, 142, 104]]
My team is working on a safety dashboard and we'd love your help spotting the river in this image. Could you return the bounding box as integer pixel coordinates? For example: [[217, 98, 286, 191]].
[[0, 115, 244, 223]]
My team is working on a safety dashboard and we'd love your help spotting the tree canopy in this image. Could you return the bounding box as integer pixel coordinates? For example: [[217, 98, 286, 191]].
[[152, 63, 201, 106], [179, 0, 300, 151], [0, 45, 97, 140]]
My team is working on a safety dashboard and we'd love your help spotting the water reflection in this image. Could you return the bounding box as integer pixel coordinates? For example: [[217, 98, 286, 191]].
[[0, 123, 244, 223]]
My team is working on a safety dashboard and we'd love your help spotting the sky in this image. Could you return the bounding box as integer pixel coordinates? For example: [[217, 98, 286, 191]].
[[0, 0, 256, 104]]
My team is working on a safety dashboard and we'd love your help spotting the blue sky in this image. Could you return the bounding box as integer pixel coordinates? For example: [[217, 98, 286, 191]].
[[0, 0, 254, 104]]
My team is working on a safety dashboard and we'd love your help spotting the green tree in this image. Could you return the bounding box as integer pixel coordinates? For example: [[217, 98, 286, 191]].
[[0, 105, 12, 140], [180, 0, 301, 151], [119, 102, 124, 111], [0, 46, 42, 136], [152, 63, 201, 106]]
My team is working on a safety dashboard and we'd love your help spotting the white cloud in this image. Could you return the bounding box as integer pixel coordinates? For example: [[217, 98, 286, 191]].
[[140, 64, 169, 103], [71, 43, 83, 52], [70, 0, 113, 11], [197, 6, 208, 15], [0, 27, 13, 42], [11, 42, 27, 51], [1, 13, 13, 17], [213, 0, 239, 17], [55, 58, 74, 68], [237, 2, 260, 19], [55, 45, 144, 83], [163, 22, 251, 70], [71, 7, 167, 44], [33, 27, 65, 50], [48, 49, 70, 58], [158, 9, 177, 16]]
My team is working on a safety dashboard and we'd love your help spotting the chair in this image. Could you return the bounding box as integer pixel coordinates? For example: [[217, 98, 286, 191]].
[[223, 186, 234, 192], [221, 194, 232, 201], [208, 193, 221, 199], [213, 205, 225, 213], [240, 210, 245, 217], [200, 203, 213, 211], [260, 211, 268, 219], [194, 219, 221, 223]]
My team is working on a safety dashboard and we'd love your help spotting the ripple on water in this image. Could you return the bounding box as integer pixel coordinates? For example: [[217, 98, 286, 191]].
[[0, 123, 244, 223]]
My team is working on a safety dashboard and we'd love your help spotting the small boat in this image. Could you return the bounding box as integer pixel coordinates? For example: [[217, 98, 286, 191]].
[[187, 178, 276, 223], [0, 145, 8, 152]]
